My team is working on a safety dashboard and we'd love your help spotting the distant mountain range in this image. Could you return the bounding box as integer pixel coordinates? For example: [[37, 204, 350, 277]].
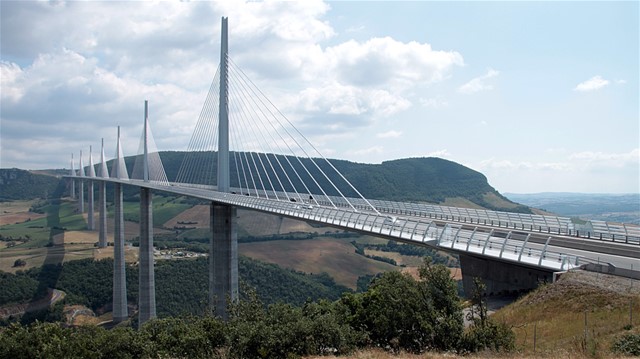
[[504, 192, 640, 224], [1, 153, 531, 213]]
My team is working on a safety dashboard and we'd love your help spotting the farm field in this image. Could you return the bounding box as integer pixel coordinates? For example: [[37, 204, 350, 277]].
[[240, 237, 396, 289]]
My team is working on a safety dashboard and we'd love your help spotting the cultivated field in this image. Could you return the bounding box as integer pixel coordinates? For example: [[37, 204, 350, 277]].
[[0, 200, 46, 226], [240, 237, 397, 289]]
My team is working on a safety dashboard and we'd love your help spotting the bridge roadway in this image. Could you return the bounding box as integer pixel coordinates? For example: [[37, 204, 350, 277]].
[[77, 177, 639, 276]]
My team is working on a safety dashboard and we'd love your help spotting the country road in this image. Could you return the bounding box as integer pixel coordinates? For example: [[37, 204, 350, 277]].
[[0, 288, 66, 318]]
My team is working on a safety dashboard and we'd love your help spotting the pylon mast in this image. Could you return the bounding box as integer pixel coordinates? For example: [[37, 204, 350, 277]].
[[217, 16, 229, 192]]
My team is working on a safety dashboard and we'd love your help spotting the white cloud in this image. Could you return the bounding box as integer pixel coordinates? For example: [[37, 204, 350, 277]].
[[326, 37, 464, 88], [426, 149, 451, 158], [458, 68, 499, 94], [574, 75, 609, 92], [377, 130, 402, 139], [0, 61, 24, 102], [478, 149, 640, 193], [615, 79, 627, 84], [479, 149, 639, 173], [0, 0, 464, 168], [420, 96, 449, 109], [352, 146, 384, 156], [1, 1, 470, 169], [478, 159, 570, 171], [294, 82, 412, 130], [569, 148, 639, 167], [0, 48, 202, 167], [346, 25, 365, 33]]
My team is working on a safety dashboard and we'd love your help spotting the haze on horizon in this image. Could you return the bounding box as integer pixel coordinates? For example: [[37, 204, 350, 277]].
[[1, 1, 638, 194]]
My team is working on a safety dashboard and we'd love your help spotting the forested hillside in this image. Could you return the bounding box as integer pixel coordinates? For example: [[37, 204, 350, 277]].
[[6, 152, 528, 212], [1, 256, 350, 321], [0, 169, 61, 201]]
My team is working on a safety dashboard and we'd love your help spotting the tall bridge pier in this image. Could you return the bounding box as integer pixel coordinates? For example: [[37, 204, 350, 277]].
[[138, 101, 157, 326], [210, 16, 238, 318], [138, 187, 156, 324], [87, 146, 95, 231], [113, 182, 128, 322], [98, 139, 108, 248], [210, 203, 238, 318], [78, 150, 85, 213], [69, 153, 75, 198], [112, 126, 128, 323]]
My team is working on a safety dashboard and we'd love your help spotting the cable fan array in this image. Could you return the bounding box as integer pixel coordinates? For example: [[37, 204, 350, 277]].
[[176, 56, 377, 213]]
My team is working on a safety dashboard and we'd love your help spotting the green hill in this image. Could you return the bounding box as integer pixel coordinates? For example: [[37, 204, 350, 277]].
[[6, 152, 528, 212], [103, 152, 528, 213], [0, 169, 61, 201], [0, 256, 350, 319]]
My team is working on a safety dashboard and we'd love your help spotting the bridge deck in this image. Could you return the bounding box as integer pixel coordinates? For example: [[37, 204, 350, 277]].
[[65, 176, 640, 275]]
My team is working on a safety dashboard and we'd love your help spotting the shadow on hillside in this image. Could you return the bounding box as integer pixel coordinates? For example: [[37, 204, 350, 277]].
[[21, 179, 68, 323]]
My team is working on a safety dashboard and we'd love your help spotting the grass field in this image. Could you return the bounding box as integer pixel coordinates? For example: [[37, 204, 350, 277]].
[[440, 197, 485, 209], [482, 192, 520, 210], [364, 249, 424, 267], [0, 197, 151, 272], [0, 243, 95, 273], [121, 195, 192, 227], [0, 209, 46, 226], [163, 204, 210, 229], [240, 237, 397, 289], [495, 270, 640, 356], [0, 200, 87, 245]]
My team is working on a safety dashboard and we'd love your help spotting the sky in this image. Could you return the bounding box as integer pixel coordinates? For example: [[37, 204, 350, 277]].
[[1, 1, 638, 194]]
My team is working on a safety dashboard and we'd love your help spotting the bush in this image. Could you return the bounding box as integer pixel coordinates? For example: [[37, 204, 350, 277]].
[[611, 333, 640, 356], [226, 292, 358, 359], [139, 316, 225, 358], [339, 258, 464, 353], [463, 319, 515, 352], [461, 277, 515, 353]]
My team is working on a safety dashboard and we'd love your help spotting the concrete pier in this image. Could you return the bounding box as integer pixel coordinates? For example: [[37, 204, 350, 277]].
[[210, 202, 238, 319], [138, 187, 156, 326], [79, 181, 84, 213], [70, 153, 75, 198], [87, 181, 94, 230], [78, 150, 85, 213], [112, 183, 128, 323], [98, 181, 107, 247], [459, 254, 554, 297]]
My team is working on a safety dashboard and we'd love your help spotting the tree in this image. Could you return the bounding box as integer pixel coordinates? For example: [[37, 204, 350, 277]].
[[462, 277, 515, 352], [419, 257, 464, 350], [355, 270, 433, 353]]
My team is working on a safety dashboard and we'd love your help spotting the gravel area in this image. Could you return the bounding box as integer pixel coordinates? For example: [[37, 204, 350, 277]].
[[556, 269, 640, 296]]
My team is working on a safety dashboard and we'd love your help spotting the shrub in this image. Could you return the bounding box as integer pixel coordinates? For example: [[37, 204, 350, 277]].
[[611, 333, 640, 356]]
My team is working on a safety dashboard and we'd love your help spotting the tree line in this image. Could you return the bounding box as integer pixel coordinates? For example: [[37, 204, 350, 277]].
[[1, 256, 351, 325], [1, 259, 516, 358]]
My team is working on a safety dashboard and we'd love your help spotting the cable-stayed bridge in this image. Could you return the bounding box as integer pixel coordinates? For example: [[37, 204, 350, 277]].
[[64, 17, 640, 326]]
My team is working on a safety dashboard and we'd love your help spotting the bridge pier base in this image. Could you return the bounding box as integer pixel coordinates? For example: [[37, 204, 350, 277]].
[[113, 183, 128, 323], [138, 187, 156, 326], [459, 254, 554, 297], [209, 202, 238, 319], [98, 181, 107, 247], [88, 181, 95, 230]]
